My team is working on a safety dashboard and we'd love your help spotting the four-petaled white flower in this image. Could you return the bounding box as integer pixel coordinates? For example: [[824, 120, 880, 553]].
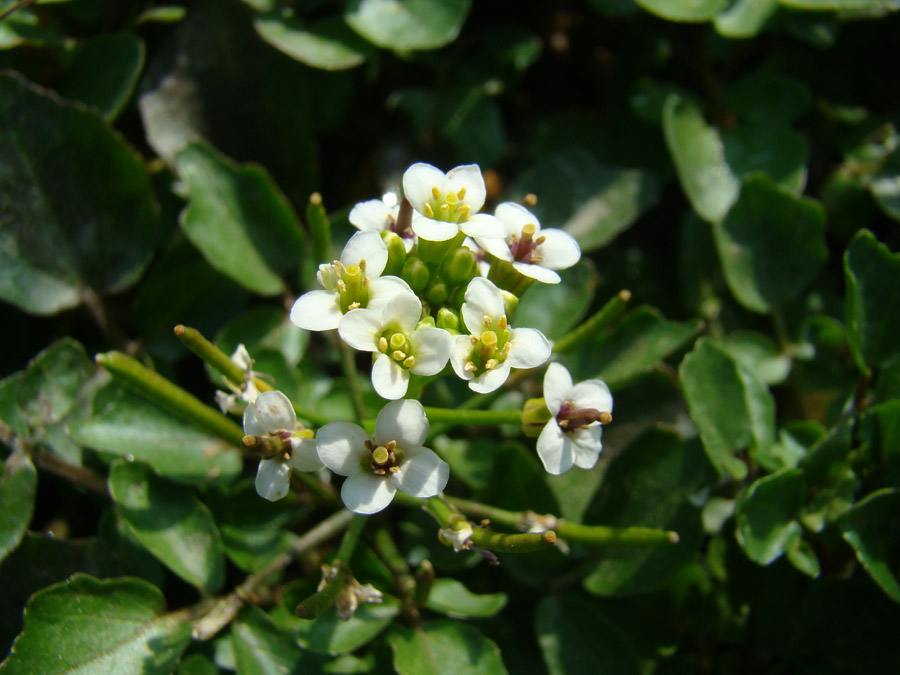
[[450, 278, 551, 393], [339, 291, 451, 400], [316, 400, 449, 514], [537, 363, 613, 475], [349, 192, 416, 252], [243, 390, 323, 501], [290, 230, 411, 332], [476, 202, 581, 284], [403, 163, 504, 242]]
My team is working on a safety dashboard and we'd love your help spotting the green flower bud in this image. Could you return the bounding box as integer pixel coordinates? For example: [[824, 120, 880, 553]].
[[401, 257, 430, 291], [417, 230, 465, 264], [521, 397, 552, 438], [436, 307, 460, 332], [381, 231, 407, 277], [426, 280, 449, 306], [500, 289, 518, 322], [440, 246, 478, 284]]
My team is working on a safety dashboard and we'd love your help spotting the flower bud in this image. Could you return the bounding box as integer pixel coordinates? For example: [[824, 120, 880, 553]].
[[426, 281, 449, 306], [440, 246, 478, 284], [521, 397, 552, 438], [401, 257, 430, 291], [500, 289, 519, 321], [381, 231, 407, 277], [436, 307, 460, 332]]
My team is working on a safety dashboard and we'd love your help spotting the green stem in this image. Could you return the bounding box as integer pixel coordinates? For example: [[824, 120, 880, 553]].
[[339, 341, 368, 423], [96, 351, 244, 447], [423, 407, 521, 426], [552, 289, 631, 354], [373, 528, 418, 617]]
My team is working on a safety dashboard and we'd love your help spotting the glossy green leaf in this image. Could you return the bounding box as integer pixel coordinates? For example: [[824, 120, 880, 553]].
[[0, 1, 61, 49], [215, 306, 308, 371], [513, 149, 660, 252], [15, 339, 95, 428], [514, 259, 597, 339], [2, 574, 191, 674], [637, 0, 727, 21], [0, 73, 158, 315], [679, 338, 775, 479], [724, 70, 812, 124], [61, 32, 145, 120], [801, 464, 859, 532], [838, 488, 900, 603], [800, 417, 853, 485], [0, 451, 36, 563], [866, 400, 900, 487], [535, 595, 640, 675], [176, 141, 305, 296], [345, 0, 472, 51], [718, 331, 791, 386], [109, 461, 226, 593], [424, 579, 507, 618], [785, 531, 821, 578], [714, 0, 779, 38], [388, 619, 507, 675], [255, 14, 371, 70], [735, 468, 805, 565], [295, 596, 400, 655], [69, 384, 242, 486], [844, 229, 900, 373], [722, 124, 808, 194], [176, 654, 219, 675], [232, 606, 320, 674], [714, 174, 825, 313], [484, 442, 559, 515]]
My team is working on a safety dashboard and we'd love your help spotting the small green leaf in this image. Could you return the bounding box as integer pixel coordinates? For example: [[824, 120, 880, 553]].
[[535, 595, 640, 675], [16, 338, 95, 428], [109, 461, 226, 593], [61, 32, 145, 120], [388, 619, 507, 675], [176, 141, 306, 296], [295, 596, 400, 655], [255, 14, 372, 70], [345, 0, 472, 51], [514, 259, 597, 339], [2, 574, 191, 674], [785, 531, 821, 578], [724, 70, 812, 124], [637, 0, 728, 21], [0, 451, 36, 563], [424, 579, 508, 618], [723, 124, 808, 193], [232, 606, 321, 674], [680, 338, 775, 479], [718, 331, 791, 386], [735, 468, 805, 565], [844, 229, 900, 373], [838, 488, 900, 603], [714, 0, 780, 38]]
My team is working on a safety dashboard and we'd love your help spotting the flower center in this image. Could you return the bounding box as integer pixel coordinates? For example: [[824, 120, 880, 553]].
[[507, 223, 546, 264], [463, 316, 512, 377], [422, 185, 471, 223], [378, 330, 416, 370], [363, 439, 403, 475], [323, 260, 371, 312], [556, 401, 612, 432]]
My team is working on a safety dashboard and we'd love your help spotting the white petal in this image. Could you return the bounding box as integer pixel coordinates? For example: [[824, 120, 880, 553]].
[[459, 213, 504, 239], [449, 335, 475, 381], [474, 234, 513, 262], [462, 277, 505, 333], [536, 421, 575, 475], [512, 262, 561, 284], [349, 199, 391, 232], [571, 425, 603, 469], [368, 276, 413, 312], [469, 361, 511, 393], [375, 399, 429, 448], [495, 201, 541, 235], [571, 379, 613, 414], [371, 353, 409, 400], [403, 163, 446, 214], [507, 328, 552, 369], [256, 458, 292, 501], [537, 229, 581, 270], [341, 231, 388, 278], [338, 308, 382, 352], [290, 436, 324, 472], [341, 473, 396, 514], [443, 164, 486, 212], [411, 214, 459, 242], [243, 390, 296, 436], [316, 421, 370, 475], [290, 290, 341, 331], [409, 327, 451, 376], [543, 363, 572, 415], [392, 446, 449, 499], [383, 291, 423, 334]]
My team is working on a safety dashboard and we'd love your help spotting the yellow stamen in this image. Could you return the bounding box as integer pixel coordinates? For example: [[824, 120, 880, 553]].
[[440, 203, 450, 214], [600, 412, 613, 424], [497, 316, 507, 330], [337, 280, 347, 293], [483, 315, 492, 328], [485, 358, 497, 370], [393, 350, 406, 361], [502, 343, 511, 355], [347, 301, 360, 310], [464, 361, 477, 372], [457, 205, 470, 220], [403, 356, 416, 368], [424, 204, 434, 218], [470, 335, 479, 345], [378, 337, 389, 353], [385, 440, 397, 451], [457, 187, 467, 200], [431, 186, 442, 200]]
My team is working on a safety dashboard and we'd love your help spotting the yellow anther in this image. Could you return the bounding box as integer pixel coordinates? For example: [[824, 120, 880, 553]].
[[522, 223, 537, 237], [403, 356, 416, 368], [378, 337, 389, 353], [372, 446, 390, 465], [485, 358, 497, 370], [600, 412, 613, 424], [457, 205, 470, 220], [337, 280, 347, 292], [524, 193, 537, 206], [388, 466, 400, 474], [360, 258, 367, 272], [482, 331, 498, 348], [502, 342, 511, 354], [469, 335, 479, 345], [431, 186, 442, 200], [393, 350, 407, 361], [498, 316, 507, 330], [536, 235, 546, 245], [483, 315, 493, 328], [464, 361, 477, 372], [424, 203, 435, 218], [385, 440, 397, 451], [440, 203, 450, 214], [347, 301, 360, 310], [457, 187, 467, 200]]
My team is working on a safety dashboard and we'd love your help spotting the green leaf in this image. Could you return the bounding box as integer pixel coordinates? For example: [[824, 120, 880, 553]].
[[108, 461, 226, 593], [735, 468, 805, 565], [718, 331, 791, 386], [484, 442, 559, 515], [714, 174, 826, 313], [69, 384, 242, 486], [714, 0, 780, 38], [724, 70, 812, 124], [254, 14, 372, 70], [2, 574, 191, 674], [679, 338, 775, 479], [16, 338, 95, 428], [0, 451, 36, 563], [866, 400, 900, 488], [722, 124, 808, 194], [513, 149, 660, 252], [785, 530, 821, 578], [388, 619, 507, 675], [778, 0, 900, 9], [838, 488, 900, 603], [345, 0, 472, 51], [564, 306, 702, 390], [844, 229, 900, 372], [215, 306, 308, 371], [176, 141, 306, 296], [870, 150, 900, 221], [636, 0, 728, 21], [60, 32, 145, 120], [232, 606, 321, 674], [0, 1, 61, 49], [176, 654, 219, 675], [424, 579, 507, 618], [535, 595, 640, 675], [800, 417, 853, 485], [295, 596, 401, 655], [0, 73, 159, 315], [801, 464, 859, 532], [513, 259, 597, 339]]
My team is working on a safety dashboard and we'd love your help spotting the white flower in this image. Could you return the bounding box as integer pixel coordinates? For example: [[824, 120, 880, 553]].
[[339, 290, 451, 400], [349, 192, 416, 252], [450, 278, 551, 393], [439, 521, 473, 552], [290, 230, 411, 332], [243, 390, 323, 501], [537, 363, 613, 475], [316, 400, 449, 514], [402, 163, 504, 242], [476, 202, 580, 284], [215, 344, 260, 413]]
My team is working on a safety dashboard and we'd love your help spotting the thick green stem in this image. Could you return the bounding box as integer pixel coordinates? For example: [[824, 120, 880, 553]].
[[552, 289, 631, 354], [423, 407, 522, 427], [96, 351, 244, 447]]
